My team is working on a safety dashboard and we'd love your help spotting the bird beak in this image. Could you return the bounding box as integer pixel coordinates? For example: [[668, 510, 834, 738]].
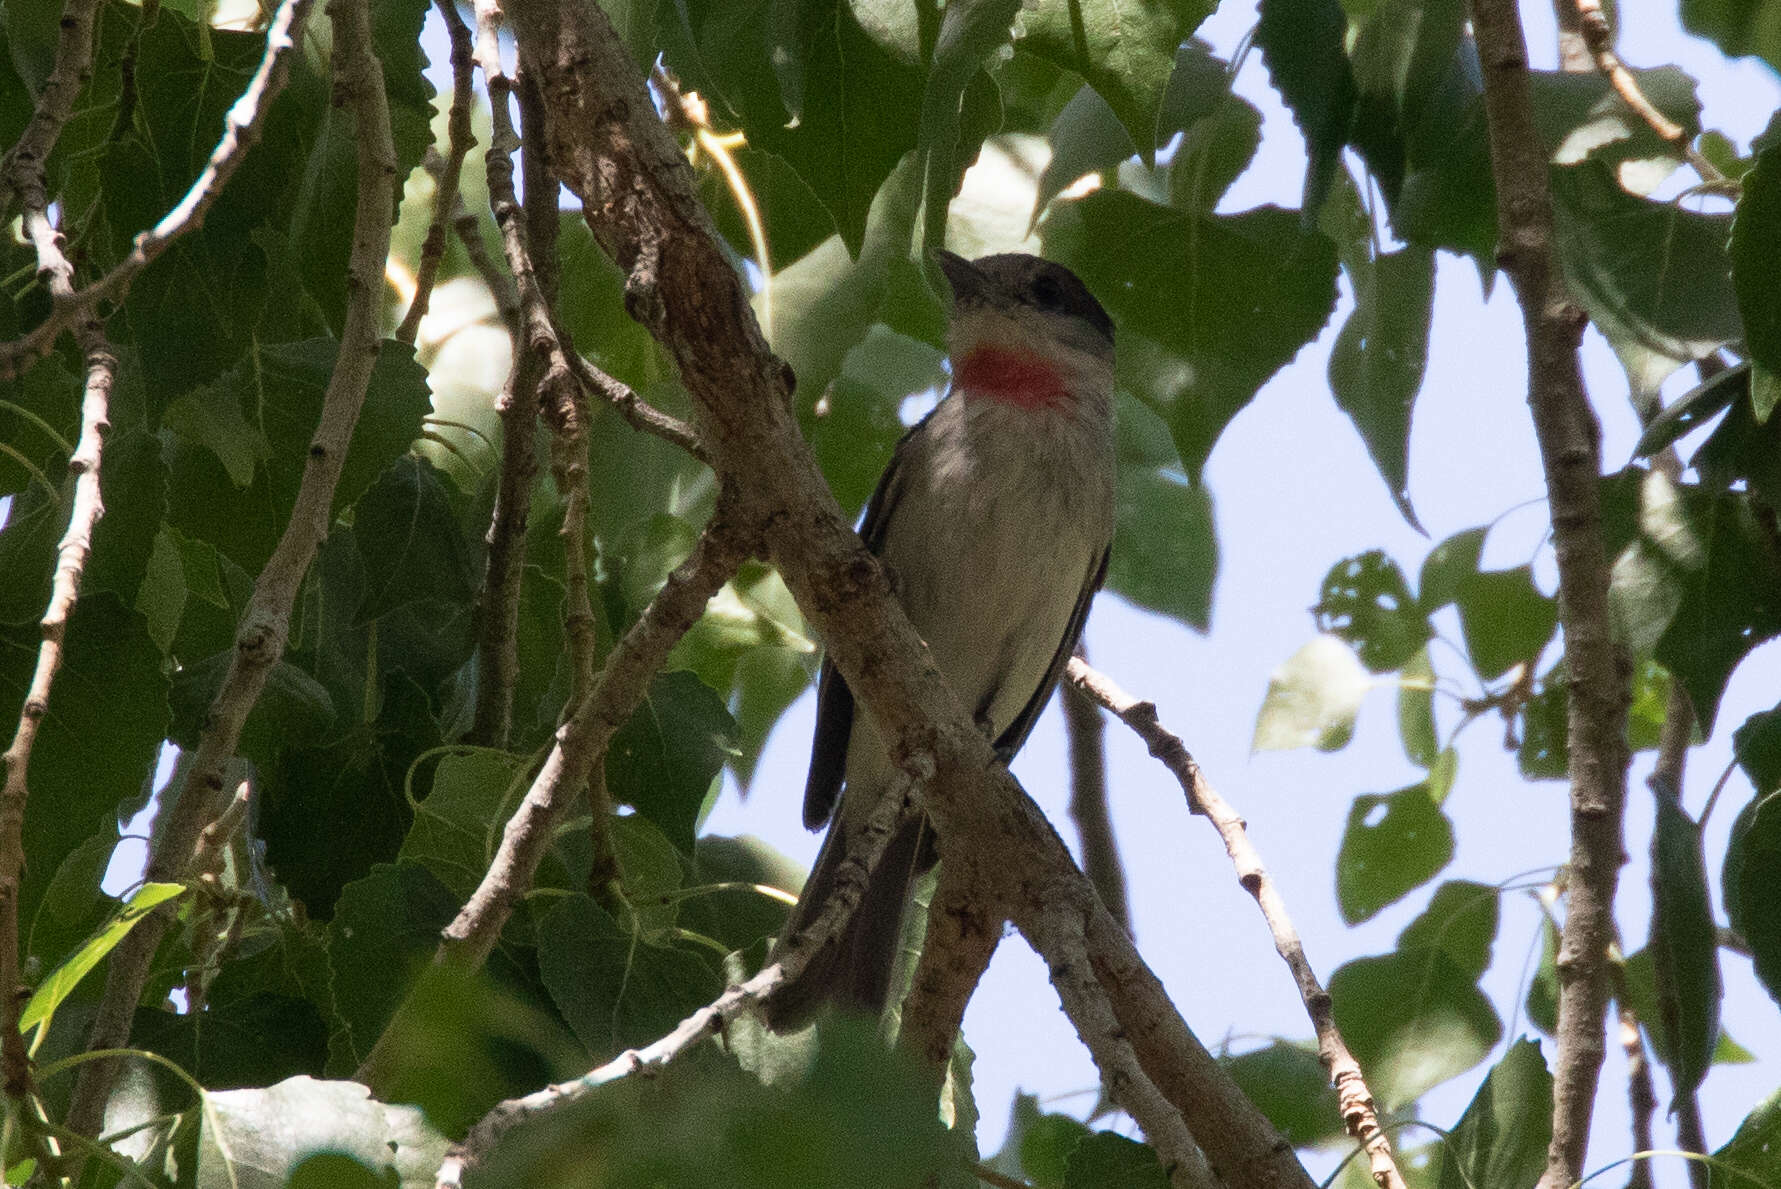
[[934, 249, 991, 303]]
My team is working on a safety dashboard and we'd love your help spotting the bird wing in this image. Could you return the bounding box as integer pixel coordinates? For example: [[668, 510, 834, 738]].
[[800, 413, 924, 830], [991, 544, 1110, 760]]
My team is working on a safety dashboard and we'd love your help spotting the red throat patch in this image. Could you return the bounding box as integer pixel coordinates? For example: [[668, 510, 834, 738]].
[[954, 346, 1069, 409]]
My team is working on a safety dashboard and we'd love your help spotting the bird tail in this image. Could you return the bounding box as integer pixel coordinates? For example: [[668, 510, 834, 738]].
[[763, 814, 929, 1032]]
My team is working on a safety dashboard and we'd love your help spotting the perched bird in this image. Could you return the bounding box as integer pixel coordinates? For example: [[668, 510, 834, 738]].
[[765, 250, 1117, 1030]]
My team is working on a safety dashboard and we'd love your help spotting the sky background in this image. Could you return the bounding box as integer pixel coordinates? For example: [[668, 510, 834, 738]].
[[693, 3, 1781, 1181]]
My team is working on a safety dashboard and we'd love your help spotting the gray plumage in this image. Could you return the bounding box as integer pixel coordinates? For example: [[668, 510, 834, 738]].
[[765, 253, 1116, 1030]]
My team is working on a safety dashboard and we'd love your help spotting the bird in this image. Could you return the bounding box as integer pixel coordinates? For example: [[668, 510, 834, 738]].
[[764, 249, 1117, 1031]]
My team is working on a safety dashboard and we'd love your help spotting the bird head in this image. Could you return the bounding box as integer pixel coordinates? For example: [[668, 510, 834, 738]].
[[934, 250, 1115, 412]]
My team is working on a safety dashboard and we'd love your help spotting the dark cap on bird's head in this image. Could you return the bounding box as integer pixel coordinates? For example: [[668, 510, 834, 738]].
[[934, 250, 1114, 346]]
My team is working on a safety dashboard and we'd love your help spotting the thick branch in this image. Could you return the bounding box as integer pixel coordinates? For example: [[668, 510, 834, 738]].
[[1067, 659, 1406, 1189], [0, 0, 316, 381], [66, 0, 396, 1138], [896, 851, 1005, 1081], [436, 773, 923, 1187], [1468, 4, 1634, 1186], [395, 0, 477, 345], [1033, 906, 1215, 1189], [0, 0, 102, 223], [1064, 644, 1128, 932], [502, 5, 1312, 1187]]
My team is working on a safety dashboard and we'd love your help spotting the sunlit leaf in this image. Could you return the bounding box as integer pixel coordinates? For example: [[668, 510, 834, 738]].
[[1336, 782, 1455, 924], [18, 882, 185, 1039], [1252, 635, 1374, 752]]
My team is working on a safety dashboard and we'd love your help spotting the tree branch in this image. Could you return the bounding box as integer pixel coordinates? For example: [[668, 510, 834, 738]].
[[1572, 0, 1727, 186], [1064, 643, 1128, 932], [1033, 906, 1216, 1189], [0, 0, 317, 381], [0, 0, 102, 224], [500, 5, 1313, 1186], [1066, 659, 1406, 1189], [0, 210, 116, 1104], [65, 0, 396, 1139], [395, 0, 477, 345], [896, 851, 1005, 1081], [1468, 4, 1634, 1186], [435, 771, 923, 1188]]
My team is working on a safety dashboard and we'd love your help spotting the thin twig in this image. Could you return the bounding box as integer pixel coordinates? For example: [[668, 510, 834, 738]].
[[435, 772, 923, 1188], [448, 189, 519, 333], [566, 352, 708, 463], [1615, 997, 1657, 1189], [1573, 0, 1727, 186], [0, 0, 317, 381], [65, 0, 394, 1141], [0, 0, 103, 223], [182, 777, 255, 1014], [356, 511, 753, 1087], [1064, 643, 1128, 932], [0, 215, 116, 1105], [395, 0, 478, 344], [1468, 3, 1635, 1186], [1067, 658, 1408, 1189], [465, 0, 556, 748]]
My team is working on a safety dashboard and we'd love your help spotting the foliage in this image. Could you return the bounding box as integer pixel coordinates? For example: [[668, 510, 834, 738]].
[[1, 0, 1780, 1186]]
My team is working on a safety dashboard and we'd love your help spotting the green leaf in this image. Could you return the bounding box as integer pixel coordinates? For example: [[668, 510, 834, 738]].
[[535, 893, 723, 1060], [1022, 1114, 1092, 1189], [1655, 495, 1781, 733], [0, 595, 169, 930], [1723, 789, 1781, 1009], [1418, 526, 1485, 612], [1734, 122, 1781, 395], [1454, 566, 1558, 681], [1527, 915, 1560, 1035], [353, 455, 477, 621], [26, 836, 114, 978], [1735, 702, 1781, 795], [1710, 1086, 1781, 1189], [263, 676, 442, 919], [662, 0, 925, 255], [1328, 246, 1435, 524], [1399, 647, 1439, 767], [1636, 363, 1748, 459], [18, 882, 185, 1039], [1330, 941, 1501, 1109], [1064, 1132, 1169, 1189], [1314, 550, 1432, 673], [917, 0, 1020, 252], [1255, 0, 1357, 216], [1552, 162, 1741, 390], [606, 670, 740, 850], [1397, 879, 1499, 981], [1336, 783, 1455, 924], [1110, 394, 1217, 630], [469, 1017, 952, 1189], [1648, 786, 1723, 1101], [1046, 191, 1339, 480], [1015, 0, 1214, 162], [1221, 1042, 1344, 1147], [1682, 0, 1781, 77], [326, 862, 462, 1069], [399, 750, 532, 900], [1431, 1039, 1553, 1189], [163, 340, 432, 576], [1253, 636, 1373, 752], [196, 1076, 449, 1189], [1168, 89, 1264, 214]]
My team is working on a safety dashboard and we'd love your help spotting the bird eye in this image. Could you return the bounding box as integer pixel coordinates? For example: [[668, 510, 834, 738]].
[[1031, 274, 1064, 309]]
